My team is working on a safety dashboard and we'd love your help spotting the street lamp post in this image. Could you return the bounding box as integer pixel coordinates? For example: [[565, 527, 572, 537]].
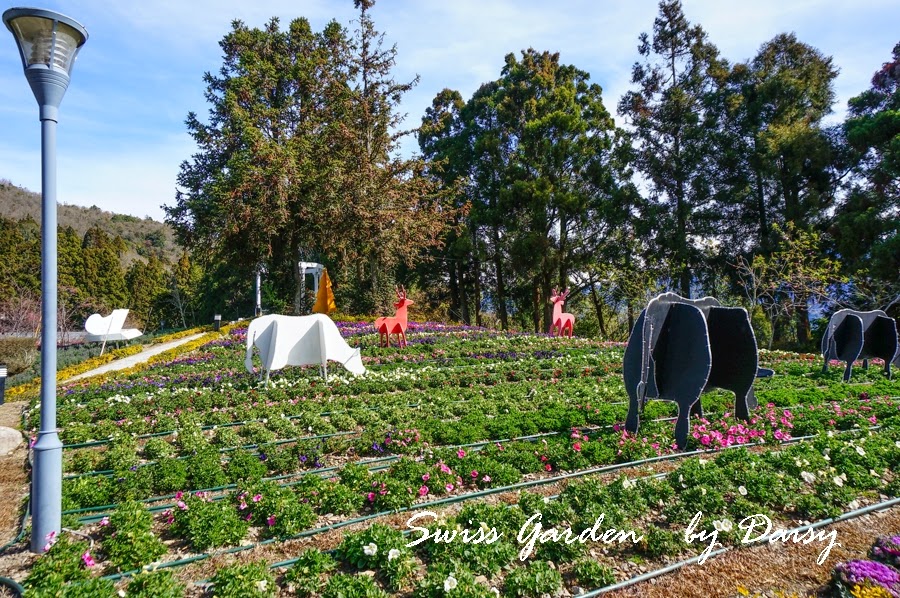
[[2, 7, 88, 553]]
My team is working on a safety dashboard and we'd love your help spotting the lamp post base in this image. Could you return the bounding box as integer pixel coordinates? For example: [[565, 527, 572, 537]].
[[30, 430, 62, 553]]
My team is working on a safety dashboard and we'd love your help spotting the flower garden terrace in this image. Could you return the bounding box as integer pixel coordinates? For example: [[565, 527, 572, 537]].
[[6, 321, 900, 597]]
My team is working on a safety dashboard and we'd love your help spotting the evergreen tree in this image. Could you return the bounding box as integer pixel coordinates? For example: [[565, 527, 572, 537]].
[[167, 2, 451, 315], [832, 41, 900, 312], [618, 0, 725, 296], [81, 227, 128, 310], [125, 255, 168, 329]]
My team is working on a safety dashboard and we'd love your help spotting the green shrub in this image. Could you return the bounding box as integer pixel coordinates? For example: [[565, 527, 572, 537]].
[[186, 449, 227, 489], [172, 493, 250, 550], [413, 562, 494, 597], [23, 534, 92, 594], [503, 560, 563, 597], [63, 476, 112, 510], [321, 574, 388, 598], [142, 437, 175, 460], [102, 500, 166, 570], [337, 523, 415, 591], [126, 570, 185, 598], [282, 549, 336, 597], [210, 561, 275, 598], [572, 559, 615, 588], [226, 448, 267, 483], [152, 457, 189, 494]]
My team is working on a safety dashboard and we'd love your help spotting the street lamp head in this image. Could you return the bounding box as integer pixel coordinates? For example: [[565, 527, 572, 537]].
[[3, 7, 87, 113]]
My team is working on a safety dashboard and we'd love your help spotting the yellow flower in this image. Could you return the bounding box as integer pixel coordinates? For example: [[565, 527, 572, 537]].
[[850, 582, 893, 598]]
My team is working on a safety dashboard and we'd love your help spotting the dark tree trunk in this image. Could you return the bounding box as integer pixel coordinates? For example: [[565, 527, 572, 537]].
[[796, 300, 811, 348], [589, 281, 607, 338], [492, 225, 508, 330], [457, 261, 470, 325], [472, 227, 482, 327], [448, 259, 460, 322]]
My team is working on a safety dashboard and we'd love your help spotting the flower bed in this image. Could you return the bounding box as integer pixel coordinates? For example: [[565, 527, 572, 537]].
[[4, 321, 900, 596]]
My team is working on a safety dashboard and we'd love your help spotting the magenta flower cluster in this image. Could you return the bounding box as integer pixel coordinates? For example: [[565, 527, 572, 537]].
[[833, 560, 900, 596]]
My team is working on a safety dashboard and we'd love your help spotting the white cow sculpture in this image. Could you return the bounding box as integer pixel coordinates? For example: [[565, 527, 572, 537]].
[[244, 314, 365, 384]]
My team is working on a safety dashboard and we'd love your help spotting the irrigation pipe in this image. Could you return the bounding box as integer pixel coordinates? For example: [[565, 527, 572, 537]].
[[579, 495, 900, 596], [67, 417, 681, 522], [0, 577, 24, 597], [95, 431, 835, 584], [62, 429, 358, 480], [56, 368, 621, 450]]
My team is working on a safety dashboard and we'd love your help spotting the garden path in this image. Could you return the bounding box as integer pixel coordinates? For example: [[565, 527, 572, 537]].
[[61, 332, 207, 383]]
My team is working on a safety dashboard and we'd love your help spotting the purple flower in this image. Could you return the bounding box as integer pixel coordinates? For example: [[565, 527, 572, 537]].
[[834, 559, 900, 594]]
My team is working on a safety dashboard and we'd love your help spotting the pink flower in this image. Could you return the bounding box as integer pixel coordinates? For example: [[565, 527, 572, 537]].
[[175, 491, 184, 500], [457, 449, 466, 458], [82, 552, 96, 568], [267, 516, 276, 527], [445, 483, 455, 492], [544, 464, 552, 471], [176, 500, 187, 510], [573, 442, 582, 452], [244, 513, 252, 521], [239, 501, 248, 511], [471, 470, 479, 478], [418, 485, 429, 496], [482, 475, 491, 483], [421, 473, 430, 482], [99, 516, 110, 527], [367, 492, 376, 502], [869, 416, 877, 424], [439, 463, 452, 474], [571, 429, 581, 439], [252, 494, 262, 503]]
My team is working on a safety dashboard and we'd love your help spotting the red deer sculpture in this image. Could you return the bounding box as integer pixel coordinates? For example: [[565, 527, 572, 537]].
[[550, 288, 575, 337], [374, 286, 414, 347]]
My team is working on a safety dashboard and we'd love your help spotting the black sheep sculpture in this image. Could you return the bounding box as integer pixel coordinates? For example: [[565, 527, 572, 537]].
[[623, 293, 770, 450], [821, 309, 899, 381]]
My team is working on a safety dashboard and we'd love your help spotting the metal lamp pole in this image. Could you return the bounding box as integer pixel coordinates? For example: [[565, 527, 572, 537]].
[[2, 7, 88, 553]]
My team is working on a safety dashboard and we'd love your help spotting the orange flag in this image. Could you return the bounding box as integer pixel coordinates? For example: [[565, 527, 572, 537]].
[[313, 269, 337, 314]]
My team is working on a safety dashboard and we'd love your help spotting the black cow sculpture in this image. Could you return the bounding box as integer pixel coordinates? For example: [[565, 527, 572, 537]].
[[821, 309, 900, 381], [623, 293, 767, 450]]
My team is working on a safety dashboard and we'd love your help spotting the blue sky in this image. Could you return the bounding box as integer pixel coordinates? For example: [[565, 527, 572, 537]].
[[0, 0, 896, 222]]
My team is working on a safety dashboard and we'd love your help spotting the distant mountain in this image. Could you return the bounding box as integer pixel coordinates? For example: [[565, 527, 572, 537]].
[[0, 178, 182, 266]]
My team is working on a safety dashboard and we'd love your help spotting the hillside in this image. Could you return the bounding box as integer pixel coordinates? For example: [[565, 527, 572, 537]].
[[0, 178, 182, 266]]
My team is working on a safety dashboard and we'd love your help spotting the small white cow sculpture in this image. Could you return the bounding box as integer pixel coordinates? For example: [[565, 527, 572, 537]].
[[244, 314, 365, 384]]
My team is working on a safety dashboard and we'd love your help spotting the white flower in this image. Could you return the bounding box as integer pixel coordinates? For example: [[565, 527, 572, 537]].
[[833, 476, 844, 487], [871, 469, 880, 477], [542, 496, 550, 504], [713, 519, 733, 532], [117, 591, 126, 598], [823, 454, 830, 462], [800, 471, 816, 484], [623, 477, 634, 489], [895, 441, 900, 449], [738, 485, 748, 496], [444, 575, 458, 592], [700, 487, 707, 496], [363, 543, 378, 557], [855, 446, 866, 457], [491, 589, 500, 597], [256, 580, 268, 592], [388, 548, 401, 561]]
